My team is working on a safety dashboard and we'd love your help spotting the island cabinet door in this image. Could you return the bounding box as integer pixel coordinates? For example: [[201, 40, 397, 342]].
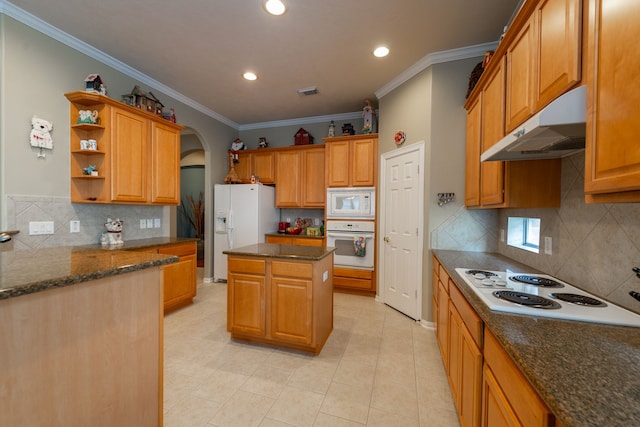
[[227, 272, 266, 337], [270, 276, 313, 345]]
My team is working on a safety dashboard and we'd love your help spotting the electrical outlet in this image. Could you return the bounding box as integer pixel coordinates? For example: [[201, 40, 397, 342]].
[[29, 221, 55, 235], [544, 236, 553, 255], [146, 219, 153, 228], [500, 229, 505, 242], [154, 218, 161, 228], [70, 220, 80, 233], [140, 219, 147, 229]]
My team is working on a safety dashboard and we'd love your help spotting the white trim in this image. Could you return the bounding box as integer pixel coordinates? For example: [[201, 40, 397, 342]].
[[375, 42, 499, 99], [378, 141, 426, 321], [238, 111, 362, 131]]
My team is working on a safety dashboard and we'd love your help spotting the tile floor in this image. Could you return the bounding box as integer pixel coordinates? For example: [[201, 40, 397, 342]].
[[163, 270, 460, 427]]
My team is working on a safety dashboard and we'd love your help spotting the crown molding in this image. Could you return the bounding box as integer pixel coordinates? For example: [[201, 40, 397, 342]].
[[238, 111, 362, 131], [0, 0, 240, 129], [375, 41, 499, 99]]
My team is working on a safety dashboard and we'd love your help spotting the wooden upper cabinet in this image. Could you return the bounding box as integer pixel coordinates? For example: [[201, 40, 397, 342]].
[[584, 0, 640, 202], [301, 147, 325, 207], [65, 91, 183, 205], [480, 56, 506, 206], [235, 151, 252, 183], [275, 150, 302, 207], [151, 121, 180, 204], [505, 0, 582, 133], [536, 0, 582, 109], [252, 150, 275, 184], [465, 96, 482, 208], [325, 134, 377, 187], [111, 108, 148, 203], [505, 15, 536, 132]]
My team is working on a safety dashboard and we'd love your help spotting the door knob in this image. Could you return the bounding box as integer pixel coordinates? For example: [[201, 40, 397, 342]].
[[384, 236, 390, 243]]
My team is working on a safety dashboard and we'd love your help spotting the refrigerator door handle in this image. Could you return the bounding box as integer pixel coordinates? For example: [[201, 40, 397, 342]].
[[227, 209, 234, 248]]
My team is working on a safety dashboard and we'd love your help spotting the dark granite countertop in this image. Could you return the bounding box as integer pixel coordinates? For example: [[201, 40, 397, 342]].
[[224, 243, 335, 261], [0, 239, 193, 300], [433, 250, 640, 427]]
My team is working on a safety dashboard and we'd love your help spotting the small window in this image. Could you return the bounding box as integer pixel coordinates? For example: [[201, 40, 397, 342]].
[[507, 217, 541, 254]]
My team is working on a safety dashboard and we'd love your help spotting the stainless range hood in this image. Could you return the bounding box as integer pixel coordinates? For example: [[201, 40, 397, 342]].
[[481, 85, 587, 162]]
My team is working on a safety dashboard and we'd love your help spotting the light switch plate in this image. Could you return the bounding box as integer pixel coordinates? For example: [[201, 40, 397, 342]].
[[146, 219, 153, 228], [154, 218, 161, 228], [140, 219, 146, 229], [70, 220, 80, 233], [544, 236, 552, 255]]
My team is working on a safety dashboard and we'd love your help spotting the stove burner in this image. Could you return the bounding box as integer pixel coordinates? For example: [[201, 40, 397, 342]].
[[510, 275, 564, 288], [466, 270, 498, 277], [493, 291, 561, 309], [548, 293, 607, 307]]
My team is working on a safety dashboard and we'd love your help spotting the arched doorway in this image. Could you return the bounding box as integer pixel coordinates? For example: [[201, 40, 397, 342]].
[[179, 132, 205, 267]]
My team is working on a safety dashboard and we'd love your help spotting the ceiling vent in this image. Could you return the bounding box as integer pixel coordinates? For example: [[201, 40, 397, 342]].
[[297, 86, 319, 96]]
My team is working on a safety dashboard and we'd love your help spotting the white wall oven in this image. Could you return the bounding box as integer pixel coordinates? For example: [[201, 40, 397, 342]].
[[326, 187, 375, 220], [325, 220, 375, 270]]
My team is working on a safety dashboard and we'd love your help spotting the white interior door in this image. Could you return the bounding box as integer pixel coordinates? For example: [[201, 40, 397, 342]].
[[379, 141, 424, 320]]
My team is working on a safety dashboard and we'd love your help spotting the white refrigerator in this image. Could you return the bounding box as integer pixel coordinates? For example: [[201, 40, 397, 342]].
[[213, 184, 280, 282]]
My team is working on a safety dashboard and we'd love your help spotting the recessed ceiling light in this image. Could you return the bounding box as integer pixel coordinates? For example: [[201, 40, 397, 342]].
[[265, 0, 286, 16], [243, 72, 258, 81], [373, 46, 390, 58]]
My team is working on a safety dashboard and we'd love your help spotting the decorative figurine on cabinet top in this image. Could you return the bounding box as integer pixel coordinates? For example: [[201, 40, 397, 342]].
[[362, 99, 376, 134], [342, 123, 355, 136], [328, 120, 335, 137], [230, 138, 246, 162], [258, 136, 269, 148], [85, 74, 105, 94]]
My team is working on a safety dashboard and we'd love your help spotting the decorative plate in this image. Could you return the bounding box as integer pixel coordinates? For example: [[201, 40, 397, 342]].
[[394, 131, 406, 145]]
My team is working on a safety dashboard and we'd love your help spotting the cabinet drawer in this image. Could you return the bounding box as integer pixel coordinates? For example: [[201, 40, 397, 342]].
[[158, 242, 196, 257], [272, 261, 312, 279], [293, 237, 324, 247], [334, 267, 373, 280], [439, 265, 450, 292], [449, 282, 483, 348], [228, 258, 265, 275], [484, 328, 553, 427], [334, 276, 372, 290]]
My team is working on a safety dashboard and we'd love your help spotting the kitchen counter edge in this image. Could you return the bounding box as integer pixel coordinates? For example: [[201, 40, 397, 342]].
[[0, 237, 199, 301], [224, 243, 335, 261], [432, 249, 640, 427]]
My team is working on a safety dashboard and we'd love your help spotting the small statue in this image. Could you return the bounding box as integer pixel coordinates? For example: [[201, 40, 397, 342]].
[[101, 217, 124, 246], [328, 120, 335, 137], [258, 136, 269, 148], [82, 164, 97, 175], [362, 99, 376, 134]]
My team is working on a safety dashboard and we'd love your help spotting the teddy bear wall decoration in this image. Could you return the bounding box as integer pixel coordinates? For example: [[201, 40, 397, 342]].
[[29, 116, 53, 158], [100, 217, 124, 247]]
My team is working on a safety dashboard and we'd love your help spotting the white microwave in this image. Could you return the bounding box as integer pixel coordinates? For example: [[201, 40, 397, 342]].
[[326, 187, 376, 219]]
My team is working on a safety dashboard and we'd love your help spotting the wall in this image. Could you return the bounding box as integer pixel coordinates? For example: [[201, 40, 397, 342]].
[[498, 152, 640, 313], [0, 15, 236, 276], [238, 118, 364, 150], [378, 57, 498, 323]]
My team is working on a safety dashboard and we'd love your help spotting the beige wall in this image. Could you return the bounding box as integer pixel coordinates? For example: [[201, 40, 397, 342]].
[[0, 15, 237, 278], [378, 58, 499, 322]]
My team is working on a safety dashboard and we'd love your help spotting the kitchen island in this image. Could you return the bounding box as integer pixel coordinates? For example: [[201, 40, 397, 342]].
[[0, 245, 177, 427], [433, 250, 640, 427], [224, 243, 335, 354]]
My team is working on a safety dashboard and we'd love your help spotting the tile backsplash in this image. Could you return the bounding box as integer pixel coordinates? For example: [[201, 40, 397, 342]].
[[498, 152, 640, 313], [5, 195, 168, 250]]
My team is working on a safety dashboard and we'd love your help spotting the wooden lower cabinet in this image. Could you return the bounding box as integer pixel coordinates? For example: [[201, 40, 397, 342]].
[[333, 266, 375, 296], [134, 241, 197, 313], [433, 255, 557, 427], [227, 254, 333, 354], [483, 328, 555, 427], [265, 234, 324, 247]]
